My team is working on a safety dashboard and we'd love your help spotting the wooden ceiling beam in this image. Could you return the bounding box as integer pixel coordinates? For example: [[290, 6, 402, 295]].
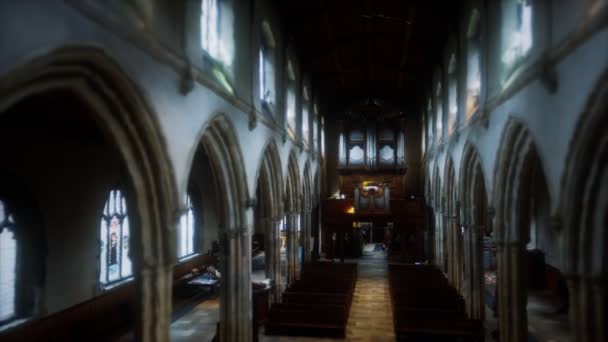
[[320, 0, 346, 88], [397, 1, 417, 89]]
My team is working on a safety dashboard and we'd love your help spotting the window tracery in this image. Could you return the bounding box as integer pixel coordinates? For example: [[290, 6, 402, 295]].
[[100, 190, 132, 287]]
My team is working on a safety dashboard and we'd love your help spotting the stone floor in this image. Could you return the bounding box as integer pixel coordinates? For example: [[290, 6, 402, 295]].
[[169, 244, 397, 341], [260, 243, 395, 342], [170, 297, 219, 342]]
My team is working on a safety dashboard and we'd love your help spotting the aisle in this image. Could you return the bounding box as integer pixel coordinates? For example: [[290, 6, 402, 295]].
[[344, 245, 395, 341], [260, 243, 395, 342]]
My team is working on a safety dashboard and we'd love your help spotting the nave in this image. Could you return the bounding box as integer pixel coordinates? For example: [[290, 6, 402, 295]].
[[0, 1, 606, 341]]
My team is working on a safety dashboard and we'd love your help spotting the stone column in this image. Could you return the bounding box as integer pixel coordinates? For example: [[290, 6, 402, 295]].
[[219, 228, 252, 342], [470, 225, 485, 320], [497, 241, 527, 342], [436, 211, 444, 270], [569, 275, 607, 342], [302, 209, 312, 264], [462, 224, 472, 317], [286, 212, 299, 284], [268, 217, 283, 302], [137, 264, 173, 342], [496, 241, 509, 342]]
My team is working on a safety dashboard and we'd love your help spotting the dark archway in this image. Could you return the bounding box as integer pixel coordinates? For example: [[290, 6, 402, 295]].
[[0, 48, 178, 341]]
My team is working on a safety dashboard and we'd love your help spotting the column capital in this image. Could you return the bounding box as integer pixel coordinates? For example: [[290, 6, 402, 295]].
[[220, 227, 249, 241]]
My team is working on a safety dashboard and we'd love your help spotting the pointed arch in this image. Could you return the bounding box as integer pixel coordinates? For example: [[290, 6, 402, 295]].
[[302, 161, 313, 211], [493, 118, 548, 244], [459, 141, 490, 320], [0, 47, 179, 341], [285, 150, 301, 212], [192, 114, 250, 231], [560, 71, 608, 342], [188, 113, 251, 341], [255, 139, 284, 219], [493, 117, 551, 342], [460, 142, 489, 227]]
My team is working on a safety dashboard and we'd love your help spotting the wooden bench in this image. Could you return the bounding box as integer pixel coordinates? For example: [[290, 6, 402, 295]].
[[389, 263, 484, 342], [266, 304, 348, 338]]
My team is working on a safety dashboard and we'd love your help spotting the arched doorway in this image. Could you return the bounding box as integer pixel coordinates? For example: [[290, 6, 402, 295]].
[[494, 119, 571, 342], [460, 142, 491, 320], [284, 151, 301, 284], [561, 72, 608, 342], [252, 141, 283, 301], [0, 48, 178, 342], [183, 114, 251, 342]]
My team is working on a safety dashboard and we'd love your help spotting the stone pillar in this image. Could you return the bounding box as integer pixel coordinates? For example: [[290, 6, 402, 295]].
[[219, 228, 252, 342], [286, 212, 299, 284], [268, 218, 283, 302], [497, 241, 528, 342], [568, 276, 607, 342], [445, 213, 453, 282], [302, 209, 312, 264], [469, 224, 485, 320], [436, 211, 444, 270], [137, 264, 173, 342]]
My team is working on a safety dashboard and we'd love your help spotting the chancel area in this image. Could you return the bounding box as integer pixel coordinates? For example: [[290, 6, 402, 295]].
[[0, 0, 606, 341]]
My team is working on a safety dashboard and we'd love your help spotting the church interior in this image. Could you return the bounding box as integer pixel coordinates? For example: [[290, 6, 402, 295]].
[[0, 0, 606, 341]]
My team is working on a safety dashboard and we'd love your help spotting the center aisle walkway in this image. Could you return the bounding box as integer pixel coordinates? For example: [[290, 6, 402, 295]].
[[261, 243, 395, 342], [344, 245, 395, 342]]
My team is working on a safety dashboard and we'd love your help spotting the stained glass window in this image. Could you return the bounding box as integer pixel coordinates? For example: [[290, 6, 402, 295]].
[[435, 83, 443, 142], [502, 0, 533, 66], [178, 194, 197, 260], [100, 190, 132, 287], [302, 105, 309, 146], [0, 200, 16, 321], [286, 89, 296, 137], [201, 0, 220, 58]]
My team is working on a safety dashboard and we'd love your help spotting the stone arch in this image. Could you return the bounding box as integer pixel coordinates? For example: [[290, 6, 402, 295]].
[[459, 141, 490, 320], [284, 149, 301, 283], [560, 71, 608, 342], [254, 139, 284, 300], [255, 139, 284, 219], [444, 157, 462, 288], [431, 163, 443, 267], [188, 113, 251, 341], [301, 161, 313, 263], [493, 117, 551, 342], [0, 47, 178, 342]]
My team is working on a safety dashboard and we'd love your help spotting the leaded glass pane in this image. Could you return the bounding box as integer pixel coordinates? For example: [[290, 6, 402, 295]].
[[100, 190, 132, 287], [0, 201, 16, 321]]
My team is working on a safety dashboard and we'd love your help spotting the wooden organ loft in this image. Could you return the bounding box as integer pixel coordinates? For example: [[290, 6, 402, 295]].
[[322, 118, 426, 262]]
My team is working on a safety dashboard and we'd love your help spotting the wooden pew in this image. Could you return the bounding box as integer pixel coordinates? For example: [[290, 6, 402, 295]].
[[388, 263, 484, 342], [265, 262, 357, 338], [265, 303, 348, 338]]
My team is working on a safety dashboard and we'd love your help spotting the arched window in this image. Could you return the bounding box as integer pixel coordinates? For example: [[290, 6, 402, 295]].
[[0, 200, 16, 321], [260, 22, 276, 108], [502, 0, 533, 66], [447, 54, 458, 134], [338, 133, 346, 167], [435, 82, 443, 142], [100, 190, 132, 287], [466, 9, 481, 120], [313, 104, 319, 153], [422, 115, 426, 154], [286, 88, 296, 138], [201, 0, 220, 58], [302, 88, 310, 147], [178, 194, 197, 260], [321, 116, 326, 157], [427, 99, 433, 145]]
